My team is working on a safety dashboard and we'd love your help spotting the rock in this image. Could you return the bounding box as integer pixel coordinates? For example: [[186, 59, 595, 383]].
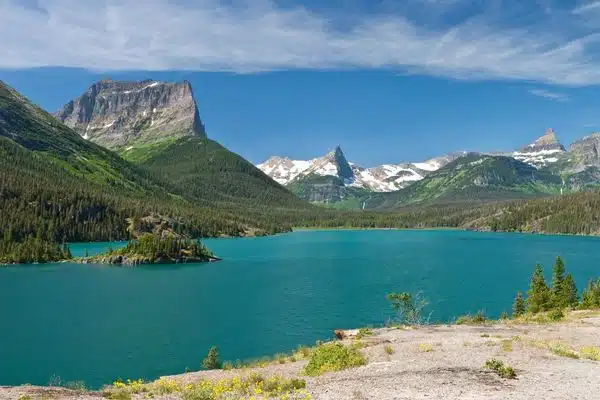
[[569, 133, 600, 169], [54, 79, 206, 150]]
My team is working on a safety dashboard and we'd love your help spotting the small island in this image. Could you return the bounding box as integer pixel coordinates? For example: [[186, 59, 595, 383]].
[[80, 233, 220, 265]]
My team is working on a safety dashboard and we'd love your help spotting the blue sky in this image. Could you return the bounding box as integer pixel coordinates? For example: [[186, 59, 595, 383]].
[[2, 0, 600, 166]]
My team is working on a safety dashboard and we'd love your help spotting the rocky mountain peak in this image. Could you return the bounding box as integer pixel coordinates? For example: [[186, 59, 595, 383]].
[[520, 129, 566, 153], [55, 79, 206, 151], [569, 133, 600, 169]]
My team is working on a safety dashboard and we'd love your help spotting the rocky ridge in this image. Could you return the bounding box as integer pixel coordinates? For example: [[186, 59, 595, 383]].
[[55, 79, 206, 150]]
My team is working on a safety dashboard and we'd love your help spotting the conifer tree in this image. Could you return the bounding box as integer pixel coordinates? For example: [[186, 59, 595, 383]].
[[527, 264, 551, 314], [512, 292, 526, 317], [551, 256, 566, 307], [560, 273, 579, 308], [581, 278, 600, 309]]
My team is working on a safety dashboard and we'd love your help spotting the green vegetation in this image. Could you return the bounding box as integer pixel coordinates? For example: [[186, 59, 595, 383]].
[[0, 234, 72, 264], [418, 343, 434, 352], [383, 344, 395, 355], [107, 375, 310, 400], [356, 327, 373, 339], [202, 346, 222, 370], [386, 291, 430, 325], [455, 310, 487, 325], [303, 343, 366, 376], [85, 234, 215, 265], [527, 264, 552, 314], [581, 278, 600, 309], [580, 346, 600, 361], [512, 292, 526, 317], [484, 359, 517, 379]]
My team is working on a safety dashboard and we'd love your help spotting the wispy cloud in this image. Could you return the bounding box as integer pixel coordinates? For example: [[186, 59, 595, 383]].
[[2, 0, 600, 85], [573, 1, 600, 14], [528, 89, 570, 101]]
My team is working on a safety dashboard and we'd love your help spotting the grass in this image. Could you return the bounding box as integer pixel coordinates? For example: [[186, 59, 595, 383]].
[[549, 343, 580, 359], [303, 343, 367, 377], [580, 346, 600, 361], [484, 359, 517, 379], [384, 344, 395, 355], [456, 310, 487, 325], [418, 343, 434, 352], [356, 327, 373, 339], [501, 339, 513, 352], [105, 374, 310, 400]]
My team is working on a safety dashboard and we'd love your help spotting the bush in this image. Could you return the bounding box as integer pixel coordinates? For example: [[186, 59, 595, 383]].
[[356, 327, 373, 339], [304, 342, 367, 376], [484, 359, 517, 379], [387, 291, 430, 325], [384, 344, 395, 355], [548, 308, 565, 321], [580, 346, 600, 361], [202, 346, 222, 370], [456, 310, 487, 325]]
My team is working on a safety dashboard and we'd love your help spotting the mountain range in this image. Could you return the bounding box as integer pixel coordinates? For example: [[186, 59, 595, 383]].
[[258, 128, 600, 208], [3, 76, 600, 255]]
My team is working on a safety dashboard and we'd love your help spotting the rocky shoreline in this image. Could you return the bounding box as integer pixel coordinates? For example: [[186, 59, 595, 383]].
[[77, 254, 221, 266]]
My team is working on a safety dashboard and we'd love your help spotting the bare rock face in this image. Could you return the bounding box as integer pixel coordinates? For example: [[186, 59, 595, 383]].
[[569, 133, 600, 169], [55, 79, 206, 150]]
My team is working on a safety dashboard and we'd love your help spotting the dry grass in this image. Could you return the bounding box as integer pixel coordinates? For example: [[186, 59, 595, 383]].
[[418, 343, 434, 352], [579, 346, 600, 361]]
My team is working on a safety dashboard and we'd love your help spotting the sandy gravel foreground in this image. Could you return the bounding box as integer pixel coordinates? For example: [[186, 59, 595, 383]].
[[3, 311, 599, 400]]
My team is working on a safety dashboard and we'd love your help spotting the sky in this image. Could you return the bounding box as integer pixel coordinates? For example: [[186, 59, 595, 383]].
[[2, 0, 600, 166]]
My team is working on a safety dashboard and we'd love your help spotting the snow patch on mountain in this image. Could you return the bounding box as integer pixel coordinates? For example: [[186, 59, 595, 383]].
[[258, 148, 455, 192]]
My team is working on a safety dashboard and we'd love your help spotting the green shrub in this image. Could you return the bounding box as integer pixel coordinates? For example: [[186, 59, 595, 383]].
[[387, 291, 430, 325], [484, 359, 517, 379], [548, 308, 565, 321], [456, 310, 487, 325], [64, 380, 87, 391], [304, 343, 366, 376], [580, 346, 600, 361], [356, 327, 373, 339], [202, 346, 222, 370]]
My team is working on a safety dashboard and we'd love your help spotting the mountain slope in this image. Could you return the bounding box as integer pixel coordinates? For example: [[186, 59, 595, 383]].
[[366, 154, 563, 210], [0, 80, 302, 243], [131, 135, 312, 211]]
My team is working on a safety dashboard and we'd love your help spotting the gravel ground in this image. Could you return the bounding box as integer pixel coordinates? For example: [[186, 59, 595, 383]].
[[3, 311, 599, 400]]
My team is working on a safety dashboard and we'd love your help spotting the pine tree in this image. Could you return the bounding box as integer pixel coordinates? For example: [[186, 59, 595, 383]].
[[560, 273, 579, 308], [581, 279, 600, 309], [202, 346, 222, 370], [512, 292, 526, 317], [527, 264, 551, 314], [551, 256, 566, 307]]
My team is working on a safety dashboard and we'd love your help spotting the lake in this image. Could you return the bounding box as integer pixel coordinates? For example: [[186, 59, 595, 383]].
[[1, 229, 599, 388]]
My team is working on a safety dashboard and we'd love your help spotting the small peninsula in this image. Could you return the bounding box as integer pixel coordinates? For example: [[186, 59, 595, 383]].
[[80, 234, 220, 265]]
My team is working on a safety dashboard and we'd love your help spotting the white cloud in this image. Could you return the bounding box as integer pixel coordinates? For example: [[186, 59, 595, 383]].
[[2, 0, 600, 85], [528, 89, 570, 101], [573, 1, 600, 14]]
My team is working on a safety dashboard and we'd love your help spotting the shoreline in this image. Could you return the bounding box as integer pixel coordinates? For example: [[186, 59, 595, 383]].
[[2, 309, 599, 399]]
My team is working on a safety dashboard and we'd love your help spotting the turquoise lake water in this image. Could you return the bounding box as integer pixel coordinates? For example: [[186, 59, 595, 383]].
[[1, 229, 599, 388]]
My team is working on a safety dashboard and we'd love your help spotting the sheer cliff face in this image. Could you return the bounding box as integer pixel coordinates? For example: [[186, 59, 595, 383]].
[[55, 80, 206, 150]]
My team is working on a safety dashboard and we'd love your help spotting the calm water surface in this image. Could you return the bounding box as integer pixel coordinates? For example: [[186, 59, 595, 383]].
[[1, 230, 599, 388]]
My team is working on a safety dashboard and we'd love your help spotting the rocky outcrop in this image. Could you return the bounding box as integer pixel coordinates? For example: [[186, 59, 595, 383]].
[[55, 79, 206, 150], [569, 133, 600, 170]]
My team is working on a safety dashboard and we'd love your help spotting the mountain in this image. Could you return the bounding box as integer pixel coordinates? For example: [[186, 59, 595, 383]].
[[55, 79, 315, 223], [567, 133, 600, 171], [55, 79, 205, 151], [0, 80, 316, 247], [258, 147, 463, 194], [512, 129, 567, 168], [365, 153, 563, 210]]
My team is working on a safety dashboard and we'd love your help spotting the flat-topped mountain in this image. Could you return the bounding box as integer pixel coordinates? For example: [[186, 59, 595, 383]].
[[55, 79, 205, 150]]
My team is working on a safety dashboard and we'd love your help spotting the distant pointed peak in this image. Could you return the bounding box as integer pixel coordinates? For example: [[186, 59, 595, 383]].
[[518, 129, 566, 154]]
